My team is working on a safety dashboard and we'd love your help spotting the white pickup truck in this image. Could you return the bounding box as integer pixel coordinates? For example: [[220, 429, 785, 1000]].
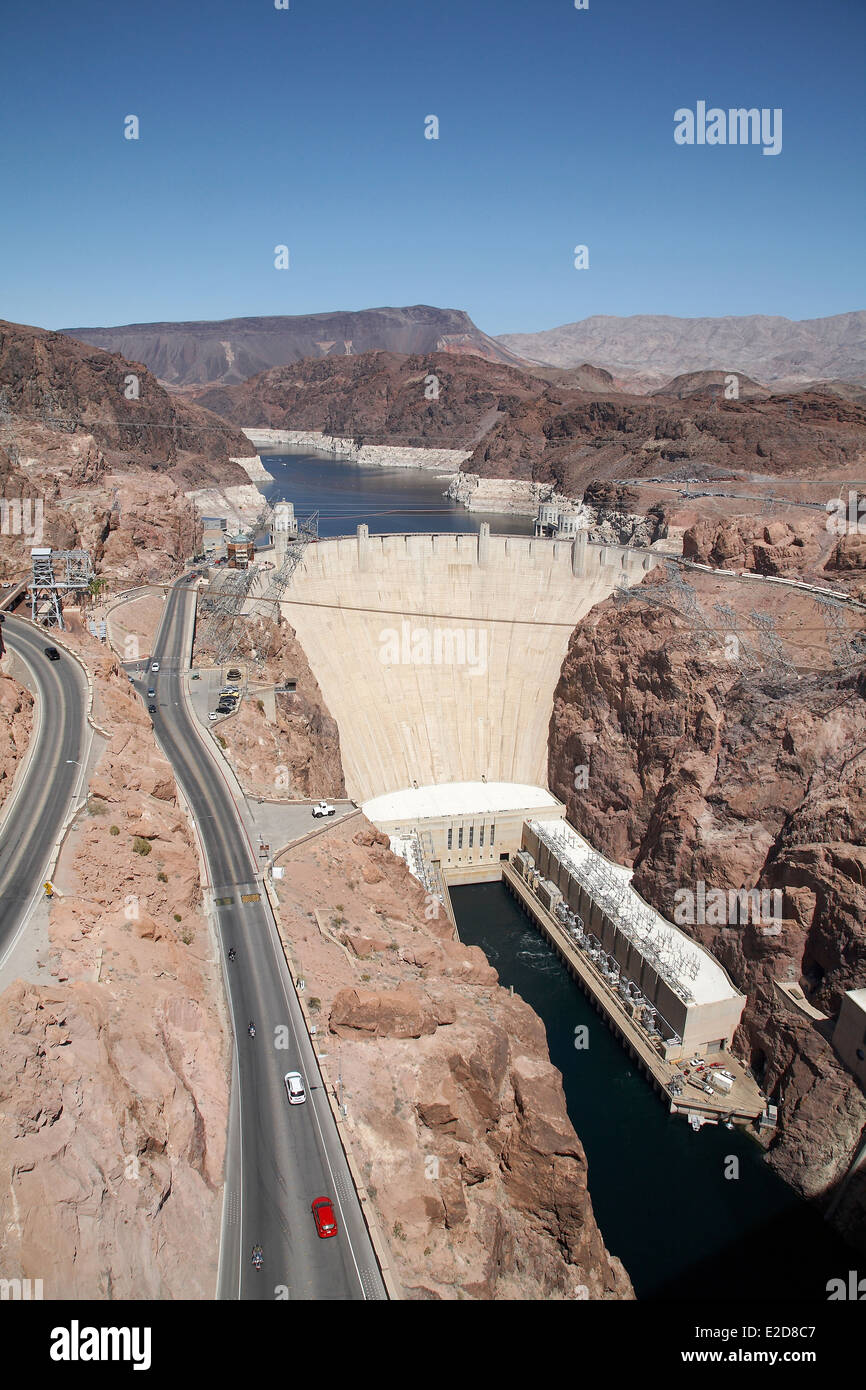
[[311, 801, 336, 818]]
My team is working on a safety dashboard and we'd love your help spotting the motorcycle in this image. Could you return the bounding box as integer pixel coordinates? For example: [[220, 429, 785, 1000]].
[[248, 1021, 256, 1038], [251, 1244, 263, 1270], [228, 947, 236, 962]]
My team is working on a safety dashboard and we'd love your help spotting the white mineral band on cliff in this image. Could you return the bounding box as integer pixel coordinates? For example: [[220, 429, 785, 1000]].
[[184, 482, 265, 528], [242, 427, 472, 472], [231, 453, 274, 482]]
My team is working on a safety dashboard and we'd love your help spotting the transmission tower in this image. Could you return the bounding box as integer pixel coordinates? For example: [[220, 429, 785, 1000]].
[[29, 547, 94, 628], [749, 609, 796, 684], [812, 592, 859, 670], [712, 600, 761, 672], [614, 561, 716, 655]]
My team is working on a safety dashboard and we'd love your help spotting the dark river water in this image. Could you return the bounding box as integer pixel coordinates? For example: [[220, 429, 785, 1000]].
[[452, 881, 858, 1302], [258, 448, 535, 539]]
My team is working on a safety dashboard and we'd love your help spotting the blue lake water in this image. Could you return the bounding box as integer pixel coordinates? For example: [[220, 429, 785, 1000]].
[[258, 448, 535, 539]]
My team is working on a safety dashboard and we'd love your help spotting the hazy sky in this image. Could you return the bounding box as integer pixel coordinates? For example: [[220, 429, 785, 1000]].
[[1, 0, 863, 334]]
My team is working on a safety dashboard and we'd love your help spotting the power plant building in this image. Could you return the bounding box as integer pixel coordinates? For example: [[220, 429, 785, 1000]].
[[519, 819, 746, 1060]]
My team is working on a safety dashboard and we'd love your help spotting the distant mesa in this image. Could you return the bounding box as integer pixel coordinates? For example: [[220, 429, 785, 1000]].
[[62, 305, 528, 389]]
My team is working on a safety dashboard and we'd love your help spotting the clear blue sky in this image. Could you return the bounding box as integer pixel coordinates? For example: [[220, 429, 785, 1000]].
[[1, 0, 863, 335]]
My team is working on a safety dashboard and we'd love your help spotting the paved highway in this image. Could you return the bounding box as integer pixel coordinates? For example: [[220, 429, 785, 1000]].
[[145, 580, 386, 1301], [0, 615, 88, 960]]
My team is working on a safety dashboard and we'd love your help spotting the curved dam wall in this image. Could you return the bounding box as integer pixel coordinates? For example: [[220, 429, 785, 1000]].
[[278, 527, 658, 804]]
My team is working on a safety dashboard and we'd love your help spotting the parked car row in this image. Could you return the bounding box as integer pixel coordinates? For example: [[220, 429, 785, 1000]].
[[209, 686, 240, 721]]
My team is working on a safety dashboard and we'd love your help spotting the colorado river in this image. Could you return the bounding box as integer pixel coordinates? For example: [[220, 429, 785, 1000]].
[[452, 880, 857, 1301]]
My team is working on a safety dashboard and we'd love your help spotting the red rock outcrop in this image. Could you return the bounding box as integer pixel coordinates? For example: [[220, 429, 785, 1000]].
[[0, 320, 258, 582], [465, 388, 866, 496], [682, 516, 826, 577], [194, 350, 544, 448], [0, 672, 33, 811], [0, 639, 228, 1297], [547, 571, 866, 1247], [194, 615, 345, 800]]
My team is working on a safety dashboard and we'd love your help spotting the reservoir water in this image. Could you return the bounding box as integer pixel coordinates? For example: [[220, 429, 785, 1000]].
[[259, 448, 535, 538], [452, 880, 858, 1302]]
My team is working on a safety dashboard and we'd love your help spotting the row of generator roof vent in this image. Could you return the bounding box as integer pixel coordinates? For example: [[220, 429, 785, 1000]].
[[523, 825, 704, 1006]]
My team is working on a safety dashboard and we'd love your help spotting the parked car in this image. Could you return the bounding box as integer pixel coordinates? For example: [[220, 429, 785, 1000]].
[[208, 712, 220, 721], [311, 1196, 338, 1238], [312, 801, 336, 818], [284, 1071, 306, 1105], [43, 646, 60, 661]]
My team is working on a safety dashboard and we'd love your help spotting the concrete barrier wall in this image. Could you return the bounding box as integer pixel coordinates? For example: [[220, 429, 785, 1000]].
[[281, 529, 656, 803]]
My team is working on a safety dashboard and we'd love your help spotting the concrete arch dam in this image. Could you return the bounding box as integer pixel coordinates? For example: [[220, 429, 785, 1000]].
[[277, 526, 658, 805]]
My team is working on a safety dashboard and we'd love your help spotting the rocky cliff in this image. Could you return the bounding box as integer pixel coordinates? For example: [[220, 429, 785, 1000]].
[[193, 615, 345, 801], [193, 350, 545, 448], [0, 320, 255, 485], [0, 672, 33, 812], [464, 387, 866, 496], [547, 566, 866, 1247], [0, 320, 259, 581]]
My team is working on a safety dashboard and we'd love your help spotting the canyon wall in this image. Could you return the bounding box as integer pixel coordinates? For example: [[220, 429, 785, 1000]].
[[547, 566, 866, 1247], [193, 615, 345, 801]]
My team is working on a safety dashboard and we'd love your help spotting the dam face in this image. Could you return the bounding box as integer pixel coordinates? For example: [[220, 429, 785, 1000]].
[[280, 527, 656, 805]]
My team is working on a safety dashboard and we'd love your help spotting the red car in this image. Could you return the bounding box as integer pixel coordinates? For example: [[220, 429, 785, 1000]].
[[311, 1196, 338, 1239]]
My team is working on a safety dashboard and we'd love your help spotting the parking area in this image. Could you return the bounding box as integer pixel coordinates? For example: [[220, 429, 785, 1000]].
[[248, 799, 358, 860], [186, 665, 246, 727]]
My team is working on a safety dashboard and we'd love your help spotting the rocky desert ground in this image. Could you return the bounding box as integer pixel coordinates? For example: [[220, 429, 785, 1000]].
[[0, 636, 228, 1297]]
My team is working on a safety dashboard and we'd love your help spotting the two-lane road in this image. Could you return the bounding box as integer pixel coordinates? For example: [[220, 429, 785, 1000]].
[[0, 616, 88, 959], [146, 581, 385, 1301]]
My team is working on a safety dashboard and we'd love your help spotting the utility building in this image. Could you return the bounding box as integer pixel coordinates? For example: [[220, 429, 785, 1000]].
[[226, 533, 255, 569], [832, 989, 866, 1086]]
